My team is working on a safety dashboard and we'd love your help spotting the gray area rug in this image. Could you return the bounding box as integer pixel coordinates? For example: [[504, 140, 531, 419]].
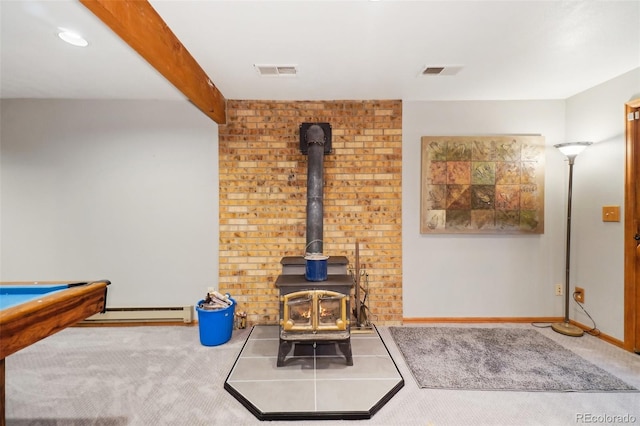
[[389, 327, 637, 392]]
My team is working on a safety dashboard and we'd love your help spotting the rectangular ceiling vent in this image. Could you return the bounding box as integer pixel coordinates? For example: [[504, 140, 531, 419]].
[[254, 64, 298, 77], [420, 66, 464, 76]]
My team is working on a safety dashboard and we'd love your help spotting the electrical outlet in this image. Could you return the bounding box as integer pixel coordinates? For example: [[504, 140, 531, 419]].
[[574, 287, 585, 303], [555, 284, 563, 296]]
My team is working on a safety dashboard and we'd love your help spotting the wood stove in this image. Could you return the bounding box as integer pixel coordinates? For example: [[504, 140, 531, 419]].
[[274, 123, 353, 366], [275, 256, 353, 366], [281, 290, 348, 334]]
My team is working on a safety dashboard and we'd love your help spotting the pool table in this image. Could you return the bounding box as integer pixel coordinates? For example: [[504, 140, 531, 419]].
[[0, 280, 110, 426]]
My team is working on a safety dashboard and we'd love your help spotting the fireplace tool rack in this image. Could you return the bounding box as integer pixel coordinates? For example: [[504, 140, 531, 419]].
[[352, 240, 373, 331]]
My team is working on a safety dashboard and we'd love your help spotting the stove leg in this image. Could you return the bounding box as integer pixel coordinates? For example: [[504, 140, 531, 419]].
[[277, 339, 293, 367], [337, 338, 353, 366]]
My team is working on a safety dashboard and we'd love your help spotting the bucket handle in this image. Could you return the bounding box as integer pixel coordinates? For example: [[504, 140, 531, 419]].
[[304, 239, 323, 255]]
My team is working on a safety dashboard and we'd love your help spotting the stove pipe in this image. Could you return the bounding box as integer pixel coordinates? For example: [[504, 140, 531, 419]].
[[304, 124, 326, 254]]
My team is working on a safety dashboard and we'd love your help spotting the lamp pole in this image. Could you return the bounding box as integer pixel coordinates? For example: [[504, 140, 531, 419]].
[[552, 142, 592, 337]]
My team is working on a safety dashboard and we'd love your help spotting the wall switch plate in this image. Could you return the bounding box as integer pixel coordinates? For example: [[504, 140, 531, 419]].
[[602, 205, 620, 222]]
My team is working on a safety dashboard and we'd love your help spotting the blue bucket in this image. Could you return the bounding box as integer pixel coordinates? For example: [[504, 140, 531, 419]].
[[196, 297, 235, 346], [305, 255, 329, 281]]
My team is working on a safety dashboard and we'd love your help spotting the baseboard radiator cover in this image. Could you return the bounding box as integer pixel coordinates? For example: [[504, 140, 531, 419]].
[[83, 306, 193, 324]]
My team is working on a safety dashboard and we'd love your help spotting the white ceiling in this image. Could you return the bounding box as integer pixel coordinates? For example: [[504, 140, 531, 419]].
[[1, 0, 639, 103]]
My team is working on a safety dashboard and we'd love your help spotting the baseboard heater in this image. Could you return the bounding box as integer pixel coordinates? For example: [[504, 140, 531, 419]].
[[83, 306, 193, 324]]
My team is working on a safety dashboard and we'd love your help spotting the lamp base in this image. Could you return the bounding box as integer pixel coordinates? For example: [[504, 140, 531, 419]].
[[551, 321, 584, 337]]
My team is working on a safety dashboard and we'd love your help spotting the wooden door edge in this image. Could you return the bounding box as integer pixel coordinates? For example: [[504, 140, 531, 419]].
[[623, 98, 640, 352]]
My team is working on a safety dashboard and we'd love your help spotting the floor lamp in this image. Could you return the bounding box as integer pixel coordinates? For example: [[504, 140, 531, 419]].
[[552, 141, 592, 337]]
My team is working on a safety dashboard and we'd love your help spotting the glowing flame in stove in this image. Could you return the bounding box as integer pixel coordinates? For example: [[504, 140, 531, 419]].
[[320, 306, 334, 317]]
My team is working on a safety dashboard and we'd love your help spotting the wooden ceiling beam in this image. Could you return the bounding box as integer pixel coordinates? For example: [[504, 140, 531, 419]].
[[80, 0, 226, 124]]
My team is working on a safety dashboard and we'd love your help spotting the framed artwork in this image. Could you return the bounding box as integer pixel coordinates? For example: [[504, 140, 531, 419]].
[[420, 135, 545, 234]]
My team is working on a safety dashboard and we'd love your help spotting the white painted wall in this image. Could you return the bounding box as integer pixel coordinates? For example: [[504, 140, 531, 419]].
[[0, 99, 218, 308], [402, 69, 640, 340], [564, 67, 640, 339], [402, 100, 568, 319], [2, 69, 636, 340]]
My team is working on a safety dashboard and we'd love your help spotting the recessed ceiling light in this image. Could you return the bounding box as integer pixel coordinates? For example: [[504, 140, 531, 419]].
[[57, 29, 88, 47]]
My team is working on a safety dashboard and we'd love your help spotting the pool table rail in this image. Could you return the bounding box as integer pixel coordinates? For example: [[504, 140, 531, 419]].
[[0, 280, 110, 359], [0, 280, 110, 426]]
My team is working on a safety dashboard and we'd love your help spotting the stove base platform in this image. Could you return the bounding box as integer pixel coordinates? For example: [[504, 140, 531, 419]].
[[224, 324, 404, 421]]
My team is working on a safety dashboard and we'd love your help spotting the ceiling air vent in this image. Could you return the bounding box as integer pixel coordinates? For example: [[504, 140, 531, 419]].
[[254, 64, 298, 77], [423, 67, 445, 75], [420, 65, 463, 77]]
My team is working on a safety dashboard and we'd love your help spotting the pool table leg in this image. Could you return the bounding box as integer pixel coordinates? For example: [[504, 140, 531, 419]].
[[0, 357, 5, 426]]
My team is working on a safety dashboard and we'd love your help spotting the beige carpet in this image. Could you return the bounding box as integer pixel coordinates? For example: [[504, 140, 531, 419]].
[[5, 323, 640, 425]]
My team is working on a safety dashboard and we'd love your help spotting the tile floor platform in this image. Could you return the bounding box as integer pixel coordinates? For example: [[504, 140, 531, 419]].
[[224, 325, 404, 420]]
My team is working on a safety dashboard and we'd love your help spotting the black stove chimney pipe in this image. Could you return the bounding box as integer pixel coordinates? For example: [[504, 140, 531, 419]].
[[304, 124, 327, 255]]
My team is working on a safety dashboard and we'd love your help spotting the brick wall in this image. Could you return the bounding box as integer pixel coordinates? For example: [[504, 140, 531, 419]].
[[218, 100, 402, 326]]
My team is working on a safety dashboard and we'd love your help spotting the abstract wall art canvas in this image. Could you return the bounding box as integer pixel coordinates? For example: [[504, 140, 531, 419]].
[[420, 135, 545, 234]]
